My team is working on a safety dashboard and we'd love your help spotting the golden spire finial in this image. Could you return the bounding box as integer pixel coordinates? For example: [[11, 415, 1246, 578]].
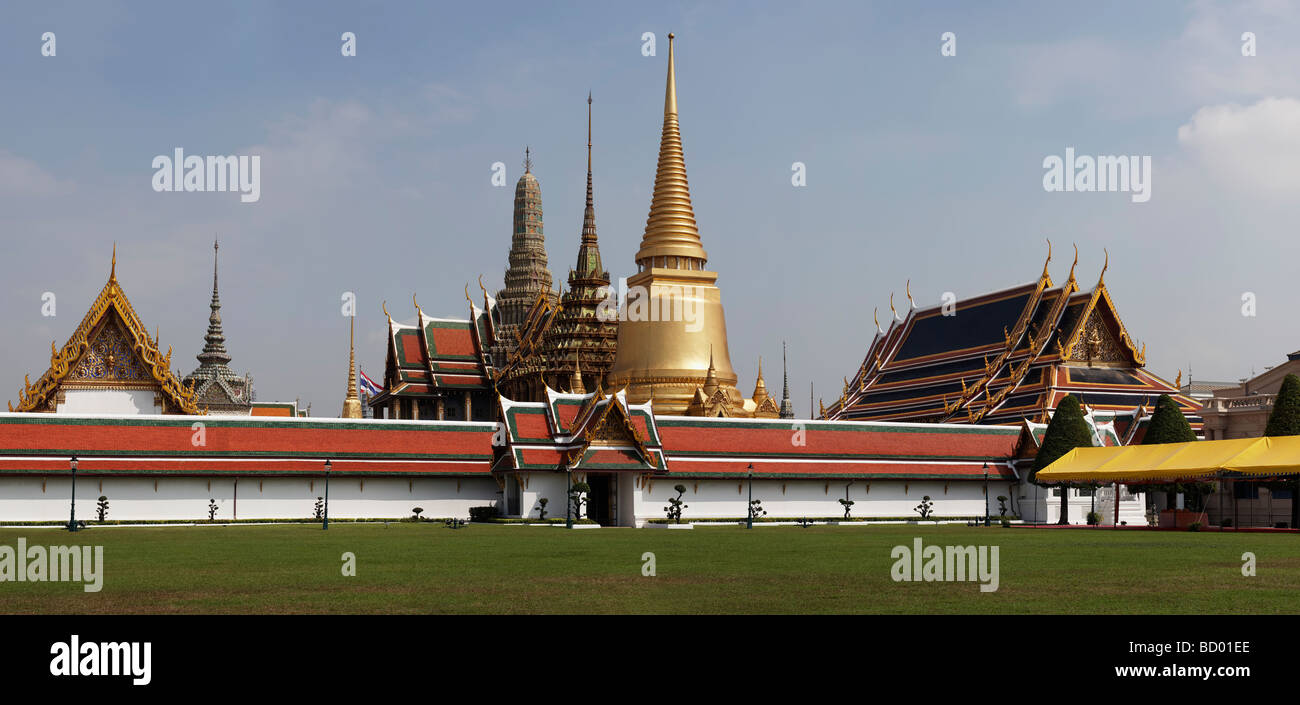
[[1068, 243, 1078, 283], [890, 293, 901, 321], [873, 307, 882, 334], [413, 293, 422, 315], [342, 314, 362, 419], [665, 33, 677, 116], [634, 31, 707, 267], [906, 280, 916, 309], [382, 300, 390, 321], [1175, 369, 1182, 388], [464, 283, 472, 305], [1042, 239, 1052, 279], [1099, 248, 1109, 286], [110, 243, 117, 282]]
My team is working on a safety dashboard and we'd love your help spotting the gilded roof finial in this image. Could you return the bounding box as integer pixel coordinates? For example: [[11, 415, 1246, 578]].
[[1068, 243, 1078, 283], [873, 307, 882, 335], [1042, 238, 1052, 279], [906, 280, 916, 309], [413, 293, 422, 316], [382, 300, 390, 321], [110, 243, 117, 282], [1099, 247, 1109, 286], [464, 283, 472, 305], [665, 33, 677, 116], [890, 293, 901, 321]]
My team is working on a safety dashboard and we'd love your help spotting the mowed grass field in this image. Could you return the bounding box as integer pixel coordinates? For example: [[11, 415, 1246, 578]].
[[0, 523, 1295, 614]]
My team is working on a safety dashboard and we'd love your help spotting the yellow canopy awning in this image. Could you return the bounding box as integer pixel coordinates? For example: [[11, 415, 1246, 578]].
[[1035, 436, 1300, 482]]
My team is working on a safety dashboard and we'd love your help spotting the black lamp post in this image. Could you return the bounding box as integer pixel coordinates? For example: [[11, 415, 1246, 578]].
[[746, 464, 755, 530], [322, 459, 332, 530], [67, 456, 79, 532], [983, 462, 990, 527]]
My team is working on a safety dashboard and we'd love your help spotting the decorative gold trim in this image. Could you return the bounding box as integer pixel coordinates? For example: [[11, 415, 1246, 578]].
[[13, 254, 199, 414]]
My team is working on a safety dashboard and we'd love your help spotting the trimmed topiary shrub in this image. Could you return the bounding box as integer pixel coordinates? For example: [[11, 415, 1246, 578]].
[[1034, 394, 1094, 524]]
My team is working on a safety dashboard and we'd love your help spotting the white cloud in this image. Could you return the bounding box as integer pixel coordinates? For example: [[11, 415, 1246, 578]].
[[1176, 97, 1300, 196]]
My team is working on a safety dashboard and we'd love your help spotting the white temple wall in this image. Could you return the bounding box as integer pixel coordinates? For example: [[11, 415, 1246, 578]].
[[56, 389, 159, 415], [0, 476, 499, 522], [635, 478, 1017, 524]]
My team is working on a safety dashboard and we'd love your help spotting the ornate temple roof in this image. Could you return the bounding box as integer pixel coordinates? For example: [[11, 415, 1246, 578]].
[[494, 386, 665, 472], [11, 248, 200, 414], [369, 295, 497, 406], [826, 245, 1200, 427], [183, 239, 253, 414], [497, 95, 619, 399]]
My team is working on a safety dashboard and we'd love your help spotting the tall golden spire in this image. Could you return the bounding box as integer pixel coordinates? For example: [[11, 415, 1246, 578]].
[[607, 32, 742, 415], [635, 32, 708, 268], [342, 314, 362, 419]]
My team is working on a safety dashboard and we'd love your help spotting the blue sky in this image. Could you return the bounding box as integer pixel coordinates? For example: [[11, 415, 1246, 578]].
[[1, 0, 1298, 414]]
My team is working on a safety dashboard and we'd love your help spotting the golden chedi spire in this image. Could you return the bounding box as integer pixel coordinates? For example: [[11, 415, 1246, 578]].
[[752, 356, 769, 406], [607, 33, 743, 414], [342, 314, 362, 419], [635, 33, 708, 268]]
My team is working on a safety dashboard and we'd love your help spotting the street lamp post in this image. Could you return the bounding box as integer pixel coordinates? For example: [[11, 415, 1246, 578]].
[[67, 456, 79, 532], [323, 459, 332, 530], [746, 464, 755, 530], [983, 462, 990, 527]]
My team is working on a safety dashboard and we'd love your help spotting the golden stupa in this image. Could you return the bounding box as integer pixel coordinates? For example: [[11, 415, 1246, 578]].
[[606, 33, 746, 415]]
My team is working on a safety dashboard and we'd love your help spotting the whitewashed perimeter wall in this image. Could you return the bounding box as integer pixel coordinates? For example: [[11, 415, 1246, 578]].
[[633, 478, 1017, 523], [0, 477, 501, 522]]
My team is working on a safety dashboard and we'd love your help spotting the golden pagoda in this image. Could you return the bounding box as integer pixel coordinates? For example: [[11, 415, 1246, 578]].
[[606, 33, 746, 415], [342, 314, 362, 419]]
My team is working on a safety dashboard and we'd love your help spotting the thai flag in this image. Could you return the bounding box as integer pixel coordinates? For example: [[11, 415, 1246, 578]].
[[358, 370, 382, 396]]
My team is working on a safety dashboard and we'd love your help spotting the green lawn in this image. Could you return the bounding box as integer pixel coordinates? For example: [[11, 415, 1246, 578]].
[[0, 523, 1293, 614]]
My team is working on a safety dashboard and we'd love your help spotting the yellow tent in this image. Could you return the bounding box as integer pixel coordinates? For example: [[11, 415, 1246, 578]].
[[1035, 436, 1300, 483]]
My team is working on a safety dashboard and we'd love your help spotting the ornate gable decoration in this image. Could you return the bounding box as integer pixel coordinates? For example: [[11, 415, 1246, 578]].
[[1061, 283, 1143, 368], [11, 253, 201, 414], [566, 388, 656, 469]]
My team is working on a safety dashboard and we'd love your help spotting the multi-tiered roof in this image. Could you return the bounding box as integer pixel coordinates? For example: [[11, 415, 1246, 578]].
[[183, 239, 253, 414], [825, 245, 1201, 428], [496, 95, 618, 401], [493, 148, 558, 361]]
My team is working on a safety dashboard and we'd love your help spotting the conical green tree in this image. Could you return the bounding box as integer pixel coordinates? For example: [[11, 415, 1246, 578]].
[[1141, 394, 1204, 512], [1264, 374, 1300, 528], [1034, 395, 1093, 524], [1143, 394, 1197, 445]]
